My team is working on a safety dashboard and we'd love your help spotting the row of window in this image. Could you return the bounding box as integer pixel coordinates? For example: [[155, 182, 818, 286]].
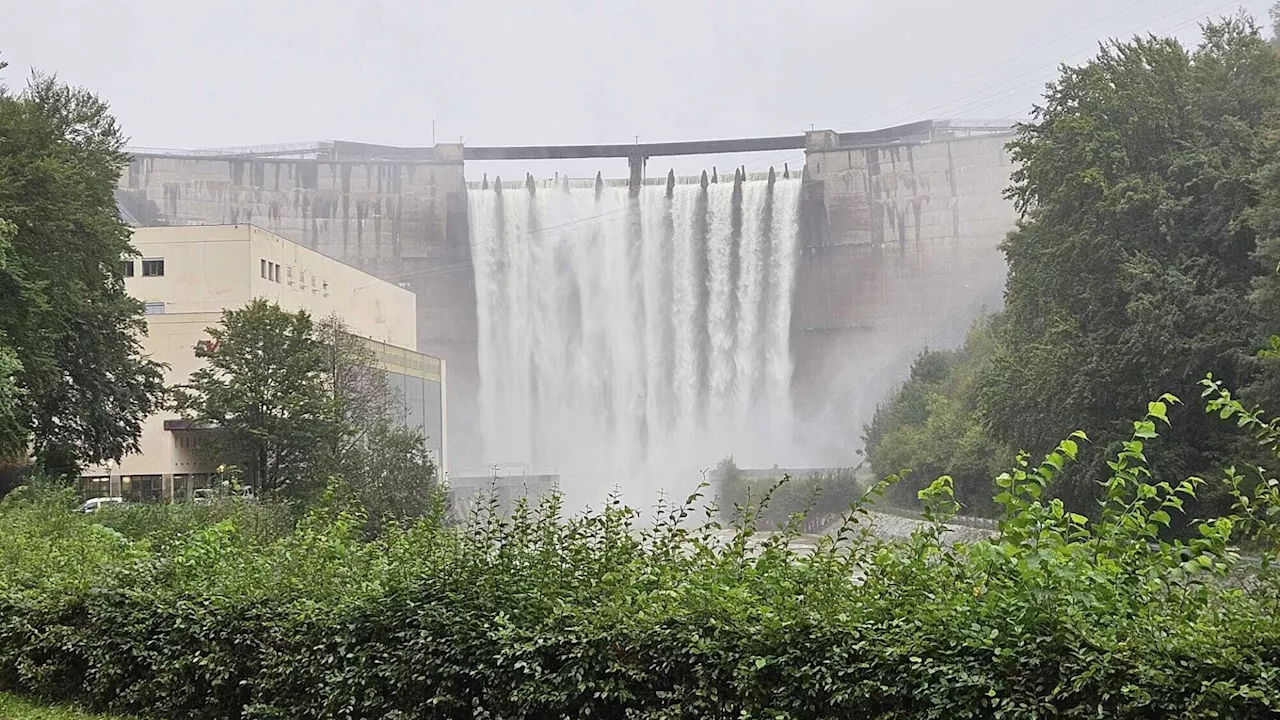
[[261, 258, 329, 294], [80, 474, 214, 503], [261, 259, 281, 282], [122, 258, 165, 277]]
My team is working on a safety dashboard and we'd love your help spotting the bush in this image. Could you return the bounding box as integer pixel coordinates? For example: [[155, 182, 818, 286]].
[[93, 498, 295, 552], [712, 457, 861, 531], [865, 320, 1012, 515], [4, 386, 1280, 718]]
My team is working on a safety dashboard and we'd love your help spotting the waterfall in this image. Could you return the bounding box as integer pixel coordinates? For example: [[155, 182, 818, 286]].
[[468, 175, 801, 501]]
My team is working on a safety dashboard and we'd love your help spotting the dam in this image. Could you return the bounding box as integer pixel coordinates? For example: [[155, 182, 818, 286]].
[[114, 120, 1017, 492]]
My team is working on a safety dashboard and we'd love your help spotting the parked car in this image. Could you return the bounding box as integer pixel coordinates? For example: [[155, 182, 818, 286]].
[[77, 497, 126, 513], [192, 488, 216, 506]]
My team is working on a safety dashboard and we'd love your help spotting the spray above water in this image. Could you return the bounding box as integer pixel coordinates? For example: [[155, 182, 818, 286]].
[[468, 173, 802, 504]]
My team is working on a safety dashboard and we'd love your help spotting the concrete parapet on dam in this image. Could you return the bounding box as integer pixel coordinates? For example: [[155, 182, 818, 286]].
[[115, 120, 1019, 473]]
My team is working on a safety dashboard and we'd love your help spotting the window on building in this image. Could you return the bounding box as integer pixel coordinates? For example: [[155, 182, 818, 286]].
[[80, 476, 111, 500], [311, 275, 317, 288], [144, 302, 165, 315], [121, 475, 163, 503], [287, 266, 293, 280], [322, 280, 329, 295], [141, 258, 165, 277], [121, 260, 135, 277], [261, 259, 267, 278]]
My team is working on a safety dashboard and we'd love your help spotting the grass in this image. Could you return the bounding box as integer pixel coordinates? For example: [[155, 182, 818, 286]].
[[0, 693, 132, 720]]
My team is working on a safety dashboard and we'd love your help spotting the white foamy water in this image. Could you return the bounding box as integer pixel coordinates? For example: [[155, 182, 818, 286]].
[[469, 176, 802, 505]]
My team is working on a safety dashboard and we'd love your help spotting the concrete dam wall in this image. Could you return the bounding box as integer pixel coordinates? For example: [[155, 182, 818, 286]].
[[796, 128, 1016, 463], [116, 122, 1018, 475]]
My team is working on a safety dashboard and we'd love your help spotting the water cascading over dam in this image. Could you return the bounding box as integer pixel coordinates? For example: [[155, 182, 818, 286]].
[[468, 171, 802, 500]]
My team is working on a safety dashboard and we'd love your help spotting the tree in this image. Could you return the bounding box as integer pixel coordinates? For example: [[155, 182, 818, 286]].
[[0, 220, 25, 463], [864, 320, 1012, 515], [979, 16, 1280, 507], [0, 66, 164, 475], [315, 315, 437, 521], [177, 305, 437, 514], [174, 300, 338, 501]]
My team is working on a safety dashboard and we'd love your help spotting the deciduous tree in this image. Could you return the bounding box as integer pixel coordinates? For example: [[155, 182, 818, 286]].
[[174, 300, 338, 501], [0, 65, 164, 475]]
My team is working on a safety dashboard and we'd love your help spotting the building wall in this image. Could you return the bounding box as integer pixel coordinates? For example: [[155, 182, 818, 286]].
[[246, 225, 416, 348], [81, 311, 223, 489], [794, 131, 1016, 464], [85, 225, 444, 497], [117, 155, 480, 466], [126, 225, 415, 348]]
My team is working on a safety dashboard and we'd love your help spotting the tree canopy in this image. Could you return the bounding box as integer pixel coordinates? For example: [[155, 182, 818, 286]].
[[174, 299, 338, 501], [175, 302, 436, 513], [0, 65, 164, 475]]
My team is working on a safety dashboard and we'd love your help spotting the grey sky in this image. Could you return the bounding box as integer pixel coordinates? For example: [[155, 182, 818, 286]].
[[1, 0, 1271, 178]]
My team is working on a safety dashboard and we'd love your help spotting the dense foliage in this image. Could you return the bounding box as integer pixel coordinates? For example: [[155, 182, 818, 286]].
[[711, 456, 860, 530], [173, 299, 338, 500], [864, 321, 1011, 515], [867, 17, 1280, 514], [2, 387, 1280, 718], [0, 64, 164, 474]]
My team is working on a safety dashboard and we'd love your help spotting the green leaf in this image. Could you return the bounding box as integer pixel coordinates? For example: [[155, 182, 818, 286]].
[[1147, 401, 1169, 425]]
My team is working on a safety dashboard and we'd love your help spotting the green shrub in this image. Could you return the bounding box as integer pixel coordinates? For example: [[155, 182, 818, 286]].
[[711, 457, 861, 531], [93, 498, 294, 553], [865, 320, 1012, 515], [4, 387, 1280, 717]]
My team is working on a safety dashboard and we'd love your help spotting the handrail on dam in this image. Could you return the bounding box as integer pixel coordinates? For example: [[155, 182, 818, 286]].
[[463, 135, 806, 161]]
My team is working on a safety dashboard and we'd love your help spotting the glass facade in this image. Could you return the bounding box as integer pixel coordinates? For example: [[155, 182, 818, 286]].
[[385, 369, 443, 459], [359, 335, 445, 466], [172, 474, 213, 502]]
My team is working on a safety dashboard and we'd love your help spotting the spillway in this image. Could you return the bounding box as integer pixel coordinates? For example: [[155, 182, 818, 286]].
[[468, 173, 802, 502]]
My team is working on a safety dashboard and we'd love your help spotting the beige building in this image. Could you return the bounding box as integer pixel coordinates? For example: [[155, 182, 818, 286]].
[[82, 224, 446, 502]]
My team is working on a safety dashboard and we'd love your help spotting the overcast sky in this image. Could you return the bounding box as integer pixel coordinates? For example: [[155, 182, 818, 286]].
[[1, 0, 1273, 178]]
